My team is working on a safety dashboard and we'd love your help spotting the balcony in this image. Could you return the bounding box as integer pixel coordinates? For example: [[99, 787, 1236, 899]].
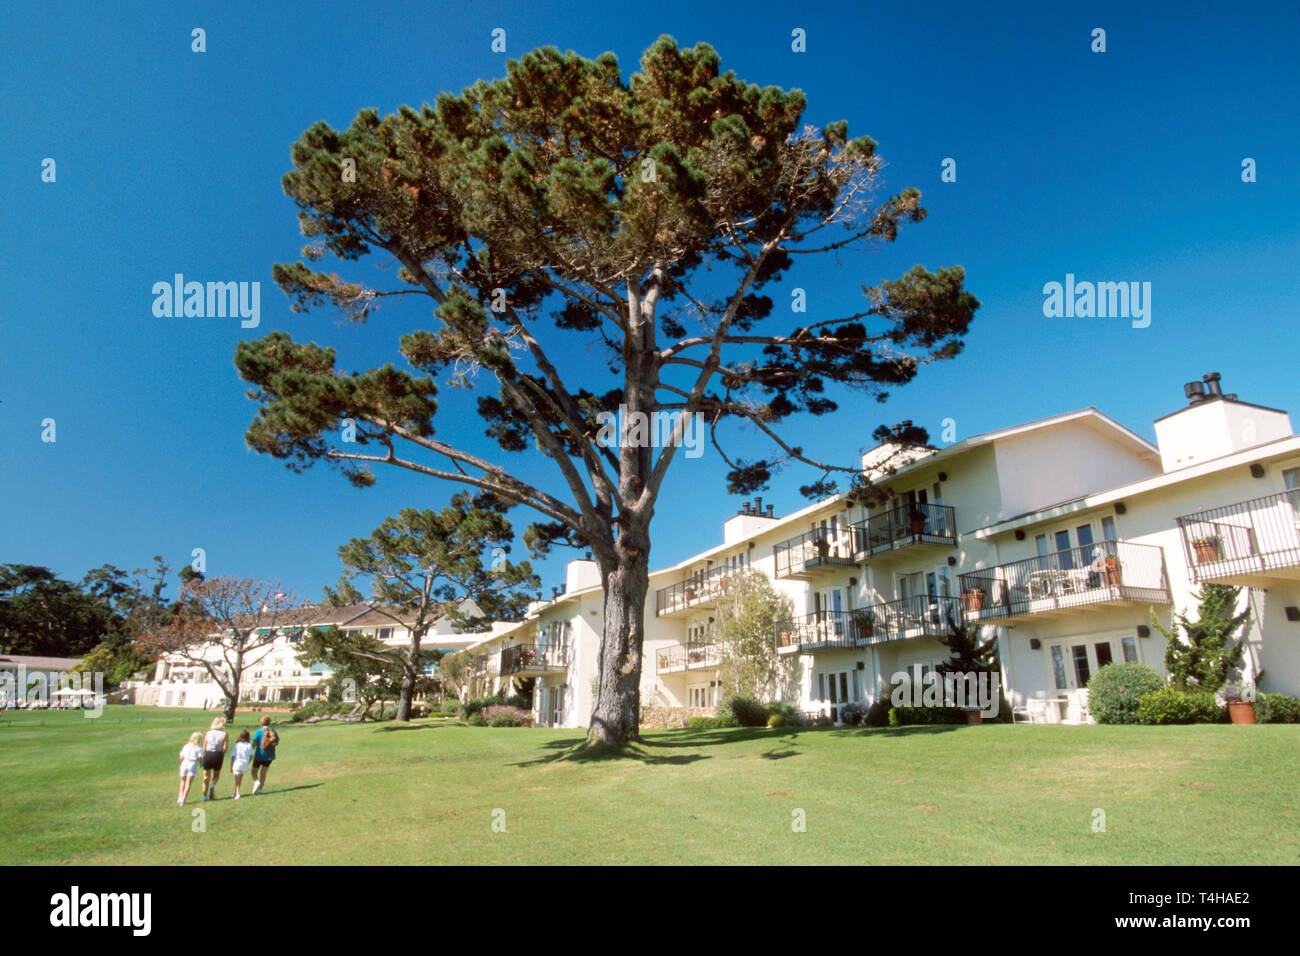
[[957, 540, 1170, 623], [851, 503, 957, 560], [775, 595, 964, 653], [773, 526, 857, 580], [472, 654, 498, 677], [656, 643, 721, 673], [499, 643, 568, 677], [1176, 490, 1300, 586], [655, 565, 738, 617]]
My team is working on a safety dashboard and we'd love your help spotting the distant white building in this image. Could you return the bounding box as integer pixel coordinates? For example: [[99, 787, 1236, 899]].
[[469, 373, 1300, 728], [135, 600, 509, 708]]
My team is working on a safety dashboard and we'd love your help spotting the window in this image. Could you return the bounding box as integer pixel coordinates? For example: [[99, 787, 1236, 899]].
[[1076, 524, 1094, 552], [378, 628, 393, 641], [1101, 515, 1117, 541], [1070, 644, 1091, 686], [1121, 636, 1138, 663]]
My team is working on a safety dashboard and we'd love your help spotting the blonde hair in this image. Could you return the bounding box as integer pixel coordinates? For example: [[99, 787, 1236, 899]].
[[209, 716, 225, 731], [187, 732, 203, 747], [259, 715, 272, 727]]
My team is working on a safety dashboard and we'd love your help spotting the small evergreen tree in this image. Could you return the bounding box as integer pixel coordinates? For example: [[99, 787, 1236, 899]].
[[936, 608, 1001, 709], [1152, 584, 1248, 693]]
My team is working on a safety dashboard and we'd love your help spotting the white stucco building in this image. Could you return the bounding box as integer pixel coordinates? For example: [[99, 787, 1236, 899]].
[[135, 600, 505, 709], [469, 373, 1300, 728]]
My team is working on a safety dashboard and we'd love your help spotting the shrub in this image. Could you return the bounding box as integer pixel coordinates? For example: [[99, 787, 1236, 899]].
[[466, 712, 488, 727], [458, 696, 498, 720], [483, 705, 530, 727], [888, 705, 963, 726], [687, 715, 727, 730], [766, 713, 786, 728], [839, 702, 867, 727], [764, 701, 806, 727], [1261, 693, 1300, 723], [1135, 688, 1224, 725], [722, 695, 769, 727], [1087, 663, 1164, 724], [865, 697, 892, 727]]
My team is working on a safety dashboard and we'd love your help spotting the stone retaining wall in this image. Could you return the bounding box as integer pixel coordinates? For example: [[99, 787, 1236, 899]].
[[639, 705, 715, 729]]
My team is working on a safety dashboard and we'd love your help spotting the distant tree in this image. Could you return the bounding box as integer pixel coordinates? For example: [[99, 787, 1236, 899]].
[[306, 630, 413, 721], [318, 493, 538, 720], [138, 577, 299, 722], [236, 38, 978, 742], [713, 570, 796, 702], [436, 649, 477, 704], [0, 564, 110, 657], [1153, 584, 1248, 693]]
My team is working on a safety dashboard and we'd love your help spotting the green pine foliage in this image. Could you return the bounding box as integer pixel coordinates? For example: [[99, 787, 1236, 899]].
[[1152, 584, 1248, 693]]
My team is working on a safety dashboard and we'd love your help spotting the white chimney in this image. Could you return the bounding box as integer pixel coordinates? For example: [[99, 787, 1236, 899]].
[[1154, 373, 1292, 471]]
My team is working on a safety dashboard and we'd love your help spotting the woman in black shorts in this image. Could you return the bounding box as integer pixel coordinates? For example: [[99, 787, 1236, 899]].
[[200, 716, 229, 801]]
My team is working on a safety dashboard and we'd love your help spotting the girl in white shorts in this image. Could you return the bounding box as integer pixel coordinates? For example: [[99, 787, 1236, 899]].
[[230, 730, 254, 799], [178, 732, 202, 805]]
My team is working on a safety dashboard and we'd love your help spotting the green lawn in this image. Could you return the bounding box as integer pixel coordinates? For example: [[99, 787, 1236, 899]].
[[2, 707, 1296, 865]]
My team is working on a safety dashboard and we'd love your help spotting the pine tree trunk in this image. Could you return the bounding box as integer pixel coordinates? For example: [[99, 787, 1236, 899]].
[[396, 635, 421, 722], [588, 543, 649, 745]]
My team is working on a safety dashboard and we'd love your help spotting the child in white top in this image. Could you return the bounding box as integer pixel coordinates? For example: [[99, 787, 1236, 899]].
[[230, 731, 254, 799], [178, 732, 203, 805]]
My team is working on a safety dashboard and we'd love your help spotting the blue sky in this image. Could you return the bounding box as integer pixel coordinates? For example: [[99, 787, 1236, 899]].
[[3, 0, 1297, 604]]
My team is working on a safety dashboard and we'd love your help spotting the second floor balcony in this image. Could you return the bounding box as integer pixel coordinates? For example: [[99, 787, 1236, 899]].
[[775, 595, 964, 653], [957, 540, 1171, 623], [852, 503, 957, 560], [499, 643, 569, 677], [656, 642, 720, 673], [1176, 490, 1300, 586], [773, 526, 857, 580], [472, 654, 498, 677], [655, 564, 738, 616]]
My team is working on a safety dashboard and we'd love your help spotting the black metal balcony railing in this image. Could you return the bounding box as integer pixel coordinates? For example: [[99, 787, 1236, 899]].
[[656, 642, 720, 672], [1176, 490, 1300, 582], [655, 565, 739, 616], [957, 540, 1170, 621], [851, 503, 957, 557], [773, 526, 857, 578], [472, 654, 498, 677], [774, 595, 964, 652], [499, 643, 568, 676]]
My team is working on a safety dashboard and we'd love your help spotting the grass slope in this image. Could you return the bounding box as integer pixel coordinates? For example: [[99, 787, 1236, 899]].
[[1, 708, 1296, 865]]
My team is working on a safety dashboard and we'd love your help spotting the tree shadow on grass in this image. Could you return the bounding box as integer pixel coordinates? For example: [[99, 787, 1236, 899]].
[[639, 726, 812, 748], [510, 736, 712, 768], [828, 724, 962, 739]]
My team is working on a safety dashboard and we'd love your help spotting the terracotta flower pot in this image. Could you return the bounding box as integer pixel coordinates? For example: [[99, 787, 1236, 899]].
[[1228, 701, 1257, 725], [965, 591, 986, 611]]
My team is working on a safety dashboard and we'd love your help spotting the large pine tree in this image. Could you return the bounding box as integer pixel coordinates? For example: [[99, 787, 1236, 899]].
[[235, 38, 978, 743]]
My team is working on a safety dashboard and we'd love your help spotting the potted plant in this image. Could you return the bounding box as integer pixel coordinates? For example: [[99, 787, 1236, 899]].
[[964, 587, 987, 611], [856, 616, 875, 642], [1224, 685, 1257, 724], [1192, 535, 1223, 564], [909, 507, 926, 535], [814, 533, 831, 559]]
